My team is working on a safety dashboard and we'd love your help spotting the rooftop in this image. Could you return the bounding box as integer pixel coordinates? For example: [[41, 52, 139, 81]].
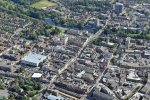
[[116, 2, 124, 6], [32, 73, 42, 78], [22, 53, 47, 64], [47, 95, 64, 100], [144, 51, 150, 56]]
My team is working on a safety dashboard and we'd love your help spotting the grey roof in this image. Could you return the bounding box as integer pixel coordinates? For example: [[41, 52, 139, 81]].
[[47, 95, 64, 100], [22, 53, 46, 64], [144, 51, 150, 56], [116, 2, 124, 6], [90, 89, 114, 100]]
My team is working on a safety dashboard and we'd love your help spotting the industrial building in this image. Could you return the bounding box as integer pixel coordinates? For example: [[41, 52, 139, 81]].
[[21, 53, 47, 67]]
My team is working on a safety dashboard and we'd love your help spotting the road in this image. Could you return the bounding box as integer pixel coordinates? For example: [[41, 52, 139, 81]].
[[48, 17, 111, 91], [58, 18, 110, 74], [80, 53, 114, 100], [0, 22, 32, 56], [87, 54, 114, 93]]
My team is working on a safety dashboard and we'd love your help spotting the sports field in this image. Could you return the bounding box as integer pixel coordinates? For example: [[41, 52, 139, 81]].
[[31, 0, 57, 8]]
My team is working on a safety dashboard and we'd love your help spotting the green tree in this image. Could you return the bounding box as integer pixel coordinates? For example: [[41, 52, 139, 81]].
[[51, 27, 62, 35]]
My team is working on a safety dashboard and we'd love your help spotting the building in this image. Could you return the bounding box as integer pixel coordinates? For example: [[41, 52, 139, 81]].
[[21, 53, 47, 67], [126, 69, 142, 82], [89, 88, 114, 100], [96, 19, 100, 27], [143, 50, 150, 58], [125, 37, 131, 49], [2, 54, 21, 61], [0, 46, 5, 53], [115, 2, 124, 14], [32, 73, 42, 78], [47, 95, 64, 100], [140, 73, 150, 94], [0, 65, 12, 72]]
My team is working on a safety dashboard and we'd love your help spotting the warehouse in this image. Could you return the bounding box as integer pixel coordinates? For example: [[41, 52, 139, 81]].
[[21, 53, 47, 67]]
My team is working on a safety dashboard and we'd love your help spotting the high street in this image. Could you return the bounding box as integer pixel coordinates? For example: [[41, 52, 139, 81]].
[[48, 16, 111, 90]]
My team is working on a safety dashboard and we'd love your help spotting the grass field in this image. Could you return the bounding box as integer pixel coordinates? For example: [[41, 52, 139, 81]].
[[31, 0, 57, 8], [146, 34, 150, 38], [127, 33, 140, 37]]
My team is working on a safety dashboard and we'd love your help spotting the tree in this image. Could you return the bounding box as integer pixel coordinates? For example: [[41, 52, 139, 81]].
[[8, 94, 15, 100], [111, 57, 116, 65], [141, 77, 147, 84], [16, 67, 25, 73], [32, 96, 38, 100], [12, 85, 20, 93], [51, 27, 62, 35], [0, 82, 5, 90], [28, 90, 37, 97], [0, 76, 4, 82], [30, 33, 37, 40], [78, 21, 85, 29], [34, 83, 41, 90]]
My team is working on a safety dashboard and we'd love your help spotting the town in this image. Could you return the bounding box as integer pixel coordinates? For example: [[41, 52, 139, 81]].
[[0, 0, 150, 100]]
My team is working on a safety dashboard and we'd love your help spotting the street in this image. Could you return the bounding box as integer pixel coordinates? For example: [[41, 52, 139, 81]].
[[47, 16, 112, 100]]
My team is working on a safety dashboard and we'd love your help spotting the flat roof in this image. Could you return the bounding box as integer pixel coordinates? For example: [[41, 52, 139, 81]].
[[116, 2, 124, 5], [144, 51, 150, 56], [32, 73, 42, 78], [22, 53, 46, 64], [47, 95, 64, 100]]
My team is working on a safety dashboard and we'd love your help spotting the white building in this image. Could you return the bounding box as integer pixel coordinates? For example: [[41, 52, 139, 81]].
[[21, 53, 47, 67], [127, 69, 142, 82], [32, 73, 42, 78], [47, 95, 64, 100]]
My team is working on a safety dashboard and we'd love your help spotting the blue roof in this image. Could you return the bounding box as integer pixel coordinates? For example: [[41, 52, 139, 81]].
[[47, 95, 64, 100], [22, 53, 46, 64]]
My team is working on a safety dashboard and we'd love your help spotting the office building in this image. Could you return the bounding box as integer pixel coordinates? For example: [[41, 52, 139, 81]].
[[115, 2, 124, 14]]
